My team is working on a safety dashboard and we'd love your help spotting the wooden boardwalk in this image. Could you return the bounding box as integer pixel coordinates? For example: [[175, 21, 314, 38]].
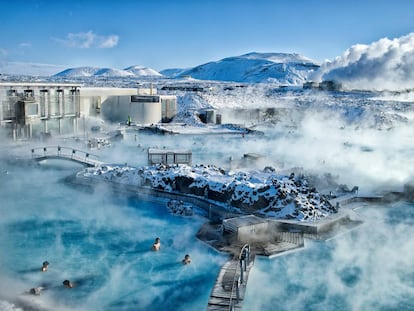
[[207, 245, 254, 311]]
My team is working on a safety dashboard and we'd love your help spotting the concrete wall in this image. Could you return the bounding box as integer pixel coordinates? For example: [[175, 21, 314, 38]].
[[129, 99, 161, 125], [100, 96, 162, 125], [79, 89, 166, 125], [237, 222, 270, 243], [79, 88, 175, 125], [79, 87, 137, 117]]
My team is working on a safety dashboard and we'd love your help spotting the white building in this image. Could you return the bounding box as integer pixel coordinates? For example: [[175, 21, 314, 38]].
[[0, 82, 81, 139], [80, 87, 177, 125], [0, 83, 177, 140]]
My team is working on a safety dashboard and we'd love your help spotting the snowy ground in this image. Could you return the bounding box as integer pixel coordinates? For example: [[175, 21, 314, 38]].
[[78, 163, 336, 222]]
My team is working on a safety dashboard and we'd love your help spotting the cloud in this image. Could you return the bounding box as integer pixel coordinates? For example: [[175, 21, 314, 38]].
[[19, 42, 32, 48], [313, 32, 414, 91], [54, 31, 119, 49], [98, 35, 119, 48]]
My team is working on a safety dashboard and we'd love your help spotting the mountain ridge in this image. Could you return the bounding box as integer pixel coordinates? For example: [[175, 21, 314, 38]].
[[160, 52, 320, 84], [1, 52, 319, 85], [54, 65, 161, 77]]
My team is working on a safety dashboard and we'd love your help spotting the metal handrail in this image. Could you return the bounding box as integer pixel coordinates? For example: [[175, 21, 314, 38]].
[[228, 244, 250, 311], [30, 146, 101, 166]]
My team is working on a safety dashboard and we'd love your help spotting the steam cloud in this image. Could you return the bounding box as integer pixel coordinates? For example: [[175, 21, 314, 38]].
[[244, 205, 414, 310], [315, 32, 414, 91]]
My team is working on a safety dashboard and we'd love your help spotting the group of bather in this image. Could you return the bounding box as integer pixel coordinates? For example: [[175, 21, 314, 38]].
[[29, 238, 190, 295], [28, 261, 74, 296], [151, 237, 192, 264]]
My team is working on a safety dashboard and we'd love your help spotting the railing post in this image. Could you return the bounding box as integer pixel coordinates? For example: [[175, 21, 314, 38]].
[[239, 259, 243, 284], [236, 277, 240, 302]]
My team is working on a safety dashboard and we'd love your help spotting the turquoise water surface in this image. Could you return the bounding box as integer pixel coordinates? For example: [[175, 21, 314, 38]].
[[0, 164, 226, 310]]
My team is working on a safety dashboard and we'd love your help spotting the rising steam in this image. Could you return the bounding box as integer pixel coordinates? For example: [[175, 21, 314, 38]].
[[314, 32, 414, 91]]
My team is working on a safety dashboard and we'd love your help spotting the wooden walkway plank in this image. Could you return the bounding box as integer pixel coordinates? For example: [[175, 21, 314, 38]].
[[207, 245, 254, 311]]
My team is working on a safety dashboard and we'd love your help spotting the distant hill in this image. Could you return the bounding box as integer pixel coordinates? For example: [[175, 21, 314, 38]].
[[124, 65, 162, 76], [159, 68, 186, 77], [54, 65, 161, 77], [1, 52, 318, 85], [161, 52, 320, 85], [55, 67, 110, 77]]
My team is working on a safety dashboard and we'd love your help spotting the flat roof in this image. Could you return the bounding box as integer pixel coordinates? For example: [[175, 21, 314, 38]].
[[0, 82, 81, 87], [223, 215, 267, 228], [148, 148, 191, 154]]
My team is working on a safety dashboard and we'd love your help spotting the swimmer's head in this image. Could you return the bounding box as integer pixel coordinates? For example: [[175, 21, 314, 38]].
[[63, 280, 73, 288], [41, 261, 49, 271], [30, 287, 41, 295]]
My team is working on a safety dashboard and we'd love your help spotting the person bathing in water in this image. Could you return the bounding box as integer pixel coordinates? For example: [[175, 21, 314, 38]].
[[29, 287, 45, 295], [151, 237, 161, 251], [63, 280, 74, 288], [41, 261, 49, 272], [182, 254, 191, 265]]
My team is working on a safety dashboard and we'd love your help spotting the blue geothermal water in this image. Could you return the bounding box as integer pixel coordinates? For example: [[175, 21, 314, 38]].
[[2, 164, 413, 311], [0, 164, 227, 310], [1, 128, 414, 310]]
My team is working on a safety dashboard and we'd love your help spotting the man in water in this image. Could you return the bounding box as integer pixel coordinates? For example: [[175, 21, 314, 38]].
[[152, 237, 161, 251], [41, 261, 49, 272], [182, 254, 191, 265]]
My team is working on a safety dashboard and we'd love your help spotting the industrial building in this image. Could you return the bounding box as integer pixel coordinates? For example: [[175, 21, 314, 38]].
[[0, 82, 81, 140], [79, 87, 176, 125], [0, 83, 177, 140]]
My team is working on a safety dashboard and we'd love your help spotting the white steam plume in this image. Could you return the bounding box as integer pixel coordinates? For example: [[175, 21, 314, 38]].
[[314, 33, 414, 91]]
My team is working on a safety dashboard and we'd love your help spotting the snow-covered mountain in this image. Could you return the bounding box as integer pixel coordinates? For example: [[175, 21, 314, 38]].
[[124, 65, 162, 76], [159, 68, 188, 77], [94, 68, 134, 77], [239, 52, 314, 63], [161, 52, 319, 85], [55, 66, 132, 77], [55, 67, 106, 77], [54, 65, 162, 77]]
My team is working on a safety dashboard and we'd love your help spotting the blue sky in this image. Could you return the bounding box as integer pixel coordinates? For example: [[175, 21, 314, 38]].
[[0, 0, 413, 71]]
